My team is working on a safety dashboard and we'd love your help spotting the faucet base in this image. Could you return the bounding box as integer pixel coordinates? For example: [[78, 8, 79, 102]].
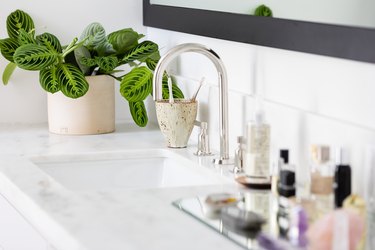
[[213, 158, 234, 165]]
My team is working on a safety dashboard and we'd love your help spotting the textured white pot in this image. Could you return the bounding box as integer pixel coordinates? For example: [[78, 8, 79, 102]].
[[155, 100, 198, 148], [48, 75, 115, 135]]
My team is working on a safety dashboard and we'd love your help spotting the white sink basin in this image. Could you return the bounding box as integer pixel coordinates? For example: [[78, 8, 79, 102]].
[[31, 149, 228, 191]]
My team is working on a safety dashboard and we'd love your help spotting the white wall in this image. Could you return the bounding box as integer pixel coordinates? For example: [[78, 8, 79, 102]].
[[147, 28, 375, 197], [0, 0, 145, 123]]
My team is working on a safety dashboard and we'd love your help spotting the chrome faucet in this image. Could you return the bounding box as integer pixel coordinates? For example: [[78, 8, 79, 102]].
[[153, 43, 232, 165]]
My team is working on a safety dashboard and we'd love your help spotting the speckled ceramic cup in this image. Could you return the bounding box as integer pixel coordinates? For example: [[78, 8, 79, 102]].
[[155, 99, 198, 148]]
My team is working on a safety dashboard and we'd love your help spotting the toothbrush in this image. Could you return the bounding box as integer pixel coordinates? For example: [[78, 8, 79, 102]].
[[191, 77, 206, 101], [168, 77, 174, 103]]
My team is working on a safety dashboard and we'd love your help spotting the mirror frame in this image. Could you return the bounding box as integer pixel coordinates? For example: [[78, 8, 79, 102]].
[[143, 0, 375, 63]]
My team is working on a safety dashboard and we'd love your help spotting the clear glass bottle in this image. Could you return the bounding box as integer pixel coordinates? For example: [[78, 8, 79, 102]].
[[243, 110, 270, 179], [309, 145, 334, 217], [234, 136, 244, 173]]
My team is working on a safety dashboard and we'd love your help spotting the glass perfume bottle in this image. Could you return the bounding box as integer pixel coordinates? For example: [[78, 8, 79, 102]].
[[309, 145, 334, 216]]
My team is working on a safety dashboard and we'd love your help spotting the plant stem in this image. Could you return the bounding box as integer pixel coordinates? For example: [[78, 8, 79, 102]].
[[61, 37, 88, 58]]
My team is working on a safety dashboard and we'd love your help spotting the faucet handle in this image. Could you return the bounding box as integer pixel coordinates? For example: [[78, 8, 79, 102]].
[[194, 121, 212, 156]]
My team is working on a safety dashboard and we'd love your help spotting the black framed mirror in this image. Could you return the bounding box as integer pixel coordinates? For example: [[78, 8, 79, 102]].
[[143, 0, 375, 63]]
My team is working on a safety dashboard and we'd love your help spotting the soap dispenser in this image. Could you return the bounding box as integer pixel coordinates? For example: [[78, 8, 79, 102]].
[[243, 99, 271, 186]]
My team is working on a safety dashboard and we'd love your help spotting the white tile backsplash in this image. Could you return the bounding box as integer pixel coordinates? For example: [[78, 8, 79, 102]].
[[147, 27, 375, 196]]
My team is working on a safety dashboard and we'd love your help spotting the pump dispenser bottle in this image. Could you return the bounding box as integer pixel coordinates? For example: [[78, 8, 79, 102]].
[[243, 97, 271, 186]]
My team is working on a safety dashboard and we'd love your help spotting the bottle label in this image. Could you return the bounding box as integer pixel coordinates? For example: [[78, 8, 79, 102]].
[[245, 125, 270, 177], [311, 172, 333, 195]]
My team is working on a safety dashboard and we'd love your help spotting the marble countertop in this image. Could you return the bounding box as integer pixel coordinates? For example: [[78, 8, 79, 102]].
[[0, 123, 243, 250]]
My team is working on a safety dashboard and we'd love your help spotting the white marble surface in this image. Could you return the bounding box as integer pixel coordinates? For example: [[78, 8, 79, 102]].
[[0, 123, 244, 250]]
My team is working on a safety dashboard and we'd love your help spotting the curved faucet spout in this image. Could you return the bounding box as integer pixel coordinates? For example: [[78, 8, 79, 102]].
[[153, 43, 231, 164]]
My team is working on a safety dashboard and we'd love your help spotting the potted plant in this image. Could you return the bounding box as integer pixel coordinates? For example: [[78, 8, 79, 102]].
[[0, 9, 184, 134]]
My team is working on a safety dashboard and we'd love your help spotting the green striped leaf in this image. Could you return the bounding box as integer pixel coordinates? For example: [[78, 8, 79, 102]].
[[39, 66, 60, 93], [162, 76, 184, 99], [0, 38, 19, 62], [108, 28, 144, 54], [74, 46, 92, 75], [97, 56, 119, 73], [145, 58, 158, 71], [36, 33, 62, 53], [80, 22, 114, 55], [56, 64, 89, 98], [129, 101, 148, 127], [120, 66, 152, 102], [2, 62, 17, 85], [13, 44, 58, 70], [122, 41, 158, 63], [79, 57, 97, 67], [6, 10, 35, 39], [17, 29, 36, 45]]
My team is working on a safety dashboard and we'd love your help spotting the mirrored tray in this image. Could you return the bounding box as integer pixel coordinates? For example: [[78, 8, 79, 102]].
[[172, 191, 281, 250]]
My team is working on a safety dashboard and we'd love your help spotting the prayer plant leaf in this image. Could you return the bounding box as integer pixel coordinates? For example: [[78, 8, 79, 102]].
[[122, 41, 158, 63], [0, 38, 19, 62], [39, 66, 60, 93], [145, 58, 158, 71], [162, 76, 184, 99], [79, 57, 97, 68], [120, 66, 152, 102], [254, 5, 273, 17], [74, 46, 92, 75], [17, 29, 36, 45], [6, 9, 35, 39], [97, 56, 119, 73], [56, 63, 89, 98], [80, 22, 114, 55], [36, 33, 62, 53], [13, 44, 58, 71], [107, 28, 144, 54], [2, 62, 17, 85], [129, 101, 148, 127]]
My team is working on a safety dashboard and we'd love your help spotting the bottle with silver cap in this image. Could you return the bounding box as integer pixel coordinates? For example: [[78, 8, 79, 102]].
[[233, 136, 245, 173], [194, 122, 211, 156]]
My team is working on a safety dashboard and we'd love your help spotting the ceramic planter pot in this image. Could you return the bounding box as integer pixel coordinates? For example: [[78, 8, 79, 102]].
[[48, 75, 115, 135], [155, 99, 198, 148]]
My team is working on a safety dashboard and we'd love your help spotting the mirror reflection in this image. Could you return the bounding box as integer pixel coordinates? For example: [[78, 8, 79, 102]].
[[173, 192, 288, 250], [151, 0, 375, 28], [173, 191, 373, 250]]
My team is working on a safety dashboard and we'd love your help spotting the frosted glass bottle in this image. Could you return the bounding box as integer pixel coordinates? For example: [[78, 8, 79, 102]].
[[309, 145, 334, 218], [244, 111, 270, 178]]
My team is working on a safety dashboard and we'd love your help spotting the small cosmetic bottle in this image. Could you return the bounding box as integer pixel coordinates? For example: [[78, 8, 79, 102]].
[[334, 148, 351, 208], [271, 149, 290, 195], [277, 169, 296, 237], [234, 136, 245, 173], [309, 145, 334, 215]]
